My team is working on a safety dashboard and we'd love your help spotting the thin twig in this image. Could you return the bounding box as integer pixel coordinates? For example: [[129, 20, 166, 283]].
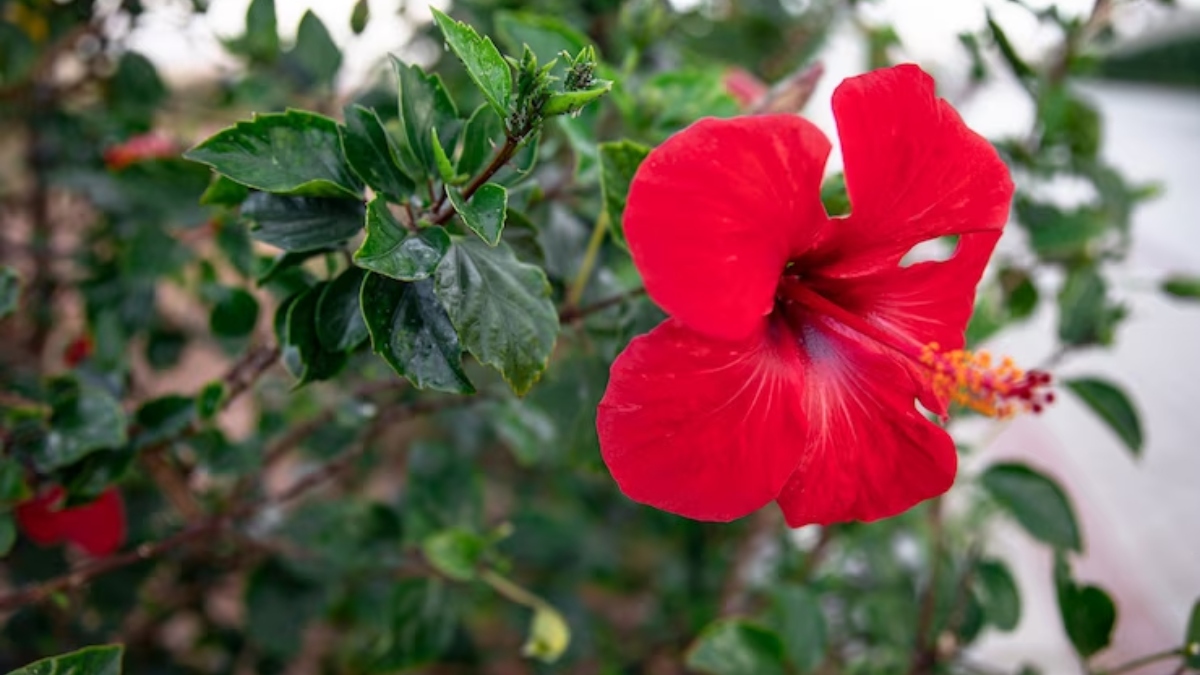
[[719, 508, 781, 616], [797, 525, 834, 581], [558, 287, 647, 324], [910, 497, 946, 675], [1094, 647, 1185, 675]]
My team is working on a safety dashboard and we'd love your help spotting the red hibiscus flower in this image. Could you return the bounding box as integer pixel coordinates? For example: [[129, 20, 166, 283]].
[[597, 64, 1050, 527], [15, 486, 126, 557], [63, 334, 94, 367], [103, 132, 178, 170]]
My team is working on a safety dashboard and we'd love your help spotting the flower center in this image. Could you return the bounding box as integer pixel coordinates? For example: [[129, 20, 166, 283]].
[[776, 274, 1053, 419]]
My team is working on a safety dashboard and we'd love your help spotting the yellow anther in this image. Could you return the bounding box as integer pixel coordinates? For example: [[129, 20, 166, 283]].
[[918, 343, 1055, 419]]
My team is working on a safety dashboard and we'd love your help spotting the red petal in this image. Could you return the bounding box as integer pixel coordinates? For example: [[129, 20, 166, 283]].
[[624, 115, 830, 341], [14, 486, 66, 546], [775, 316, 957, 526], [810, 64, 1013, 279], [15, 487, 126, 556], [597, 318, 808, 521], [54, 488, 126, 557]]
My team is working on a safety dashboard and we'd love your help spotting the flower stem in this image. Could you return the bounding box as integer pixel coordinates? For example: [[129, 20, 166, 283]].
[[566, 210, 610, 308]]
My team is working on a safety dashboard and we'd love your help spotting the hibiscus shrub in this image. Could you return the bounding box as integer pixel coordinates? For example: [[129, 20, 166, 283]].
[[2, 0, 1199, 674]]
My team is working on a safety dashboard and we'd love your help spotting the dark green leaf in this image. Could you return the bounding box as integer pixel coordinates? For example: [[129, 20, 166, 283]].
[[422, 528, 486, 581], [982, 462, 1082, 552], [186, 110, 362, 199], [215, 219, 255, 277], [210, 288, 260, 338], [354, 196, 450, 281], [1185, 599, 1200, 668], [686, 619, 787, 675], [257, 249, 328, 285], [240, 0, 279, 63], [146, 327, 187, 370], [241, 192, 365, 252], [1162, 275, 1200, 300], [291, 10, 341, 89], [281, 501, 404, 579], [433, 238, 558, 395], [0, 22, 36, 86], [0, 513, 14, 557], [38, 378, 128, 472], [109, 52, 166, 129], [1054, 554, 1116, 658], [598, 141, 650, 248], [196, 382, 225, 420], [987, 11, 1034, 81], [340, 105, 415, 202], [1058, 265, 1125, 347], [361, 274, 473, 394], [448, 183, 507, 246], [246, 559, 325, 657], [0, 457, 29, 503], [134, 395, 195, 450], [975, 559, 1021, 631], [0, 265, 19, 319], [316, 266, 369, 351], [4, 644, 124, 675], [767, 585, 827, 672], [370, 579, 462, 670], [1016, 198, 1109, 261], [282, 285, 349, 384], [392, 57, 460, 180], [350, 0, 370, 35], [431, 9, 512, 120], [458, 105, 504, 179], [543, 80, 612, 117], [1064, 377, 1143, 456]]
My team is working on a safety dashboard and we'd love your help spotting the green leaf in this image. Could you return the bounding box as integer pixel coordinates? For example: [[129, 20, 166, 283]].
[[210, 287, 260, 339], [291, 10, 341, 89], [0, 265, 19, 319], [0, 512, 14, 556], [1162, 275, 1200, 301], [241, 192, 365, 252], [543, 80, 613, 117], [392, 57, 460, 180], [1185, 599, 1200, 668], [598, 141, 650, 248], [987, 11, 1034, 81], [431, 9, 512, 120], [4, 644, 124, 675], [196, 382, 225, 420], [495, 11, 589, 76], [1058, 265, 1125, 347], [766, 585, 827, 672], [371, 579, 463, 670], [350, 0, 370, 35], [246, 559, 325, 657], [340, 105, 415, 202], [686, 619, 787, 675], [109, 52, 167, 129], [133, 395, 195, 450], [975, 559, 1021, 632], [459, 105, 504, 179], [1064, 377, 1143, 456], [448, 183, 508, 246], [422, 528, 486, 581], [0, 457, 29, 503], [0, 22, 36, 86], [185, 110, 362, 199], [820, 173, 850, 217], [433, 238, 558, 395], [524, 603, 570, 663], [257, 249, 327, 286], [315, 266, 369, 351], [38, 378, 128, 472], [431, 127, 459, 185], [240, 0, 279, 63], [981, 462, 1082, 552], [1054, 554, 1116, 658], [361, 274, 473, 394], [354, 196, 451, 281], [281, 285, 349, 384]]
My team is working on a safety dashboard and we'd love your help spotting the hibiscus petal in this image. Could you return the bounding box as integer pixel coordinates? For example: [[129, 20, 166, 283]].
[[14, 487, 66, 546], [54, 488, 126, 557], [775, 316, 957, 526], [811, 64, 1013, 278], [624, 115, 830, 341], [597, 317, 808, 521]]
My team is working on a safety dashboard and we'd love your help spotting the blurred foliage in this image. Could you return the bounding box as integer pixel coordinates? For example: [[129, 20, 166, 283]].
[[1, 0, 1199, 674]]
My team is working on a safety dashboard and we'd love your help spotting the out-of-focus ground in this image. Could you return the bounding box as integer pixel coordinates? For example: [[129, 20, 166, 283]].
[[126, 0, 1200, 671]]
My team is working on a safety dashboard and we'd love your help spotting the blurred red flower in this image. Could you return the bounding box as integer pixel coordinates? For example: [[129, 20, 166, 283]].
[[597, 64, 1040, 527], [63, 334, 93, 367], [15, 486, 126, 557], [103, 132, 178, 170]]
